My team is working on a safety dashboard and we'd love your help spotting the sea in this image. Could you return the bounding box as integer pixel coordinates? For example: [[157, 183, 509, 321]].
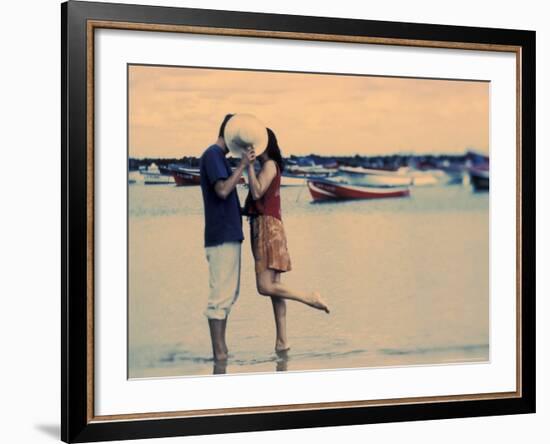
[[128, 176, 489, 378]]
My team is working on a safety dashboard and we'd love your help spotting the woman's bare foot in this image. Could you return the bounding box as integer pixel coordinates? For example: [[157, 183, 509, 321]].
[[275, 340, 290, 353], [307, 291, 330, 313]]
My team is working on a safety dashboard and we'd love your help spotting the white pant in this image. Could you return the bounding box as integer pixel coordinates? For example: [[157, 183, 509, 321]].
[[204, 242, 241, 320]]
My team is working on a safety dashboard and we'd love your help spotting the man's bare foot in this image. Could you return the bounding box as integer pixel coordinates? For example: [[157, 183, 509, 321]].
[[213, 352, 228, 362], [307, 291, 330, 313]]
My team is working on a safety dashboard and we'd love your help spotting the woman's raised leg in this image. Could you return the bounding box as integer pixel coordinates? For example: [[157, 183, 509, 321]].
[[256, 269, 329, 313]]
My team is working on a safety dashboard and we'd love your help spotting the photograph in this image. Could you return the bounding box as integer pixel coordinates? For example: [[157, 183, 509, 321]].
[[127, 64, 490, 378]]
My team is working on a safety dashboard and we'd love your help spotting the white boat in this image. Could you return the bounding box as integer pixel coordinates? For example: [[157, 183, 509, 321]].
[[401, 168, 446, 186], [281, 174, 306, 187], [338, 166, 412, 187], [140, 163, 175, 185], [286, 164, 335, 176], [280, 165, 336, 187]]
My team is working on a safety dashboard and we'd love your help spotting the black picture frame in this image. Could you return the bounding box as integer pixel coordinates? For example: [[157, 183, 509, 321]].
[[61, 1, 536, 442]]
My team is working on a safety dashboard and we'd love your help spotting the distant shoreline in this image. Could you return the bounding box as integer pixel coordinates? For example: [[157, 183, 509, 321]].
[[129, 150, 488, 172]]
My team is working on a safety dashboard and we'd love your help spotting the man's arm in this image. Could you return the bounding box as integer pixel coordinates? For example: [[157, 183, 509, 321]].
[[214, 150, 254, 200]]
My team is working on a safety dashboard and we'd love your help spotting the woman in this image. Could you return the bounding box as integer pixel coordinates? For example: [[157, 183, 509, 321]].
[[244, 128, 329, 354]]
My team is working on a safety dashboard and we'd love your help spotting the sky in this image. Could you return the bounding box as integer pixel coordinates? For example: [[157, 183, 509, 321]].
[[128, 65, 489, 159]]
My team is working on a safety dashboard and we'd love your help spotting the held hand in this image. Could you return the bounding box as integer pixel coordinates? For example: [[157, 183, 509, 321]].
[[247, 148, 256, 164], [239, 148, 251, 167], [239, 155, 249, 167], [240, 147, 256, 167]]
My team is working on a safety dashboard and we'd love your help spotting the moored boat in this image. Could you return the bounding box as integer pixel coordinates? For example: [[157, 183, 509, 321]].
[[141, 163, 175, 185], [307, 178, 410, 202], [280, 165, 336, 187], [282, 173, 339, 187], [281, 173, 307, 187], [407, 170, 445, 186], [469, 166, 489, 191], [441, 167, 465, 185], [172, 166, 201, 186], [338, 166, 412, 187], [286, 164, 336, 176], [466, 150, 489, 191], [158, 164, 173, 176]]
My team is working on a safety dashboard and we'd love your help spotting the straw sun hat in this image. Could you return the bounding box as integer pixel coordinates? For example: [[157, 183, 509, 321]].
[[224, 114, 268, 158]]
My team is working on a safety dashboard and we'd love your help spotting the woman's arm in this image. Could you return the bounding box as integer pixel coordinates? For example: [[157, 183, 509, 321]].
[[248, 159, 277, 200]]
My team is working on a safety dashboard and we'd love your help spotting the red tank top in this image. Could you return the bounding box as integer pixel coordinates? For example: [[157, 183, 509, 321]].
[[244, 162, 282, 220]]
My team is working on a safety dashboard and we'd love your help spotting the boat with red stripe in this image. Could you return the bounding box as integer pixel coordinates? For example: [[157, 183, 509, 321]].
[[172, 167, 201, 186], [307, 178, 410, 201]]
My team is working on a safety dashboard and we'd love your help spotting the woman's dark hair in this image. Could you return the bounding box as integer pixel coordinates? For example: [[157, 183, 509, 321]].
[[218, 113, 234, 138], [265, 128, 284, 172]]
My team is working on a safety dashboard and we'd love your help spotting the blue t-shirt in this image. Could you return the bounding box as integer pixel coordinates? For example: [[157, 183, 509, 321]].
[[199, 145, 244, 247]]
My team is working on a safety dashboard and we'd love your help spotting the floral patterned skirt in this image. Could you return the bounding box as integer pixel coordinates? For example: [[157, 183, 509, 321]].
[[250, 215, 292, 274]]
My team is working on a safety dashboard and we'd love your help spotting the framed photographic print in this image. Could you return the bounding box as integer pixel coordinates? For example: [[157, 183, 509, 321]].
[[61, 1, 536, 442]]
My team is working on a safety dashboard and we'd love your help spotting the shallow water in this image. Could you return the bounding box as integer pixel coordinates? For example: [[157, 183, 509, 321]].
[[128, 181, 489, 378]]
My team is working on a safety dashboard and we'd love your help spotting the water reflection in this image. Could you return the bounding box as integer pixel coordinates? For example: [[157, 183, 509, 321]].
[[212, 360, 227, 375], [276, 349, 289, 372]]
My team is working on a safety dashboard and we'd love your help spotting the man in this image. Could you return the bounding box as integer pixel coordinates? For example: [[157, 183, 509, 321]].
[[199, 114, 254, 362]]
